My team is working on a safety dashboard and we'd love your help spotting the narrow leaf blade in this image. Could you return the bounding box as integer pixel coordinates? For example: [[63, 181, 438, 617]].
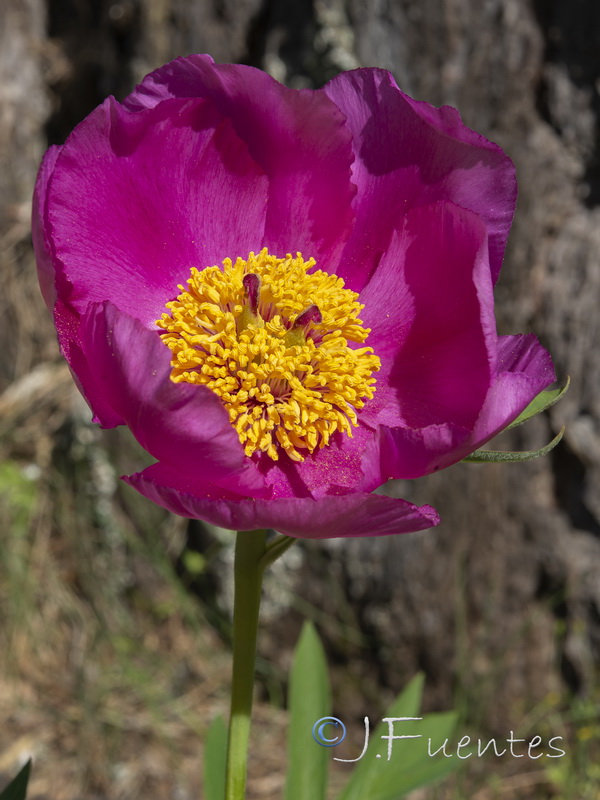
[[284, 622, 331, 800], [364, 711, 460, 800], [463, 427, 564, 463], [203, 716, 227, 800], [0, 760, 31, 800], [337, 675, 425, 800]]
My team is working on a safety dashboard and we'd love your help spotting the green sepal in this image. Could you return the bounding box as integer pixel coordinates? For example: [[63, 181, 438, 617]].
[[463, 427, 564, 463], [285, 621, 331, 800], [203, 716, 227, 800], [506, 376, 570, 430], [0, 759, 31, 800]]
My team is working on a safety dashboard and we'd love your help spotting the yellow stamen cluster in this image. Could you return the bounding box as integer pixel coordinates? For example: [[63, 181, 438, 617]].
[[156, 249, 380, 462]]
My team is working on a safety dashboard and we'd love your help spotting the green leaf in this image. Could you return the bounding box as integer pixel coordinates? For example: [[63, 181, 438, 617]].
[[337, 674, 430, 800], [357, 712, 459, 800], [463, 427, 564, 463], [284, 622, 331, 800], [0, 759, 31, 800], [507, 376, 570, 430], [204, 716, 227, 800]]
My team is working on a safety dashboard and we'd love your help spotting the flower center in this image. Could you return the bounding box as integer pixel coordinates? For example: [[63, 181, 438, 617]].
[[156, 249, 380, 462]]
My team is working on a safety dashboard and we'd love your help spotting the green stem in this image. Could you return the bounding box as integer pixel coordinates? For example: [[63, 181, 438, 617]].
[[224, 529, 267, 800], [224, 530, 297, 799]]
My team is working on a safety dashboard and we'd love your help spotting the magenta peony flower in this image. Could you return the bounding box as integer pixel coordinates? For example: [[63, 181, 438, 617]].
[[33, 55, 555, 539]]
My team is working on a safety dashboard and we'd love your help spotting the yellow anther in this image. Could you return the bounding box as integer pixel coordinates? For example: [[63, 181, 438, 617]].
[[157, 248, 380, 462]]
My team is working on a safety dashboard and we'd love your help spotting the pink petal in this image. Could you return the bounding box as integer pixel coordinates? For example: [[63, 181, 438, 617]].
[[123, 54, 355, 265], [471, 334, 556, 444], [46, 95, 269, 328], [125, 462, 440, 539], [379, 421, 471, 480], [254, 423, 384, 500], [322, 69, 516, 289], [81, 302, 267, 496], [360, 202, 496, 430], [378, 334, 556, 480], [32, 144, 61, 310], [54, 297, 125, 428], [496, 333, 556, 378]]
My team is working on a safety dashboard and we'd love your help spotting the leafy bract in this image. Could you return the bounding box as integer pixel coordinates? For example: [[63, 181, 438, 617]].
[[464, 428, 564, 463]]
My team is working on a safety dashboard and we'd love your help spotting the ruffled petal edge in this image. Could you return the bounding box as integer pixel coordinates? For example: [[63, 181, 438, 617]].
[[125, 461, 440, 539]]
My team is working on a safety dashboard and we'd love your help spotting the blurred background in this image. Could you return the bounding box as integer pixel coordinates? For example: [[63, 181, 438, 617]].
[[0, 0, 599, 798]]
